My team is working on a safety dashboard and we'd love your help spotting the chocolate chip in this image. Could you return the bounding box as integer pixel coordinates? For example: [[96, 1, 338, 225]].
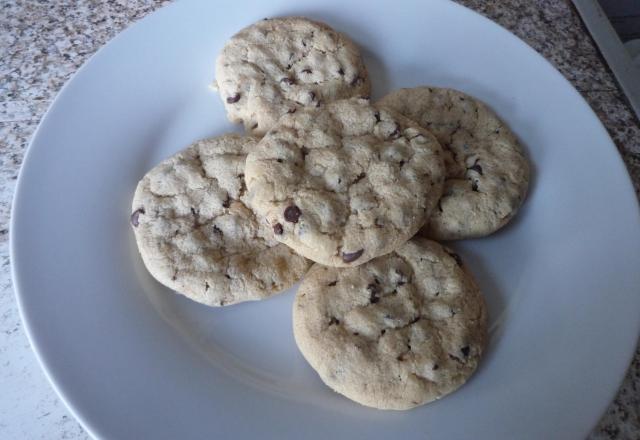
[[273, 223, 283, 235], [395, 269, 406, 285], [337, 67, 344, 75], [226, 93, 241, 104], [205, 282, 210, 291], [353, 332, 359, 336], [437, 200, 443, 212], [301, 146, 309, 159], [130, 208, 145, 227], [280, 77, 295, 85], [284, 205, 301, 223], [222, 196, 231, 208], [287, 108, 297, 114], [212, 225, 223, 236], [380, 329, 386, 335], [328, 316, 340, 326], [276, 158, 283, 163], [461, 346, 470, 357], [367, 283, 380, 304], [342, 248, 364, 263], [251, 123, 259, 130], [399, 160, 405, 168], [468, 162, 483, 175], [471, 181, 479, 192], [374, 111, 380, 123], [432, 364, 439, 370], [327, 280, 338, 286], [409, 316, 420, 324], [225, 274, 231, 280], [353, 172, 366, 184], [308, 91, 316, 101], [301, 68, 312, 74]]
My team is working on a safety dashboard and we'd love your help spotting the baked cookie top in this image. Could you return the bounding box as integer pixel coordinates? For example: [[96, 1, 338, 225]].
[[131, 134, 310, 306], [378, 87, 530, 240], [244, 98, 446, 267], [215, 16, 371, 135], [293, 238, 487, 410]]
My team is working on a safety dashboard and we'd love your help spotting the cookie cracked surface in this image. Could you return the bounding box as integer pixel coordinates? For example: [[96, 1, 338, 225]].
[[245, 98, 446, 267], [377, 87, 530, 240], [293, 238, 487, 410], [215, 16, 371, 135], [131, 134, 311, 306]]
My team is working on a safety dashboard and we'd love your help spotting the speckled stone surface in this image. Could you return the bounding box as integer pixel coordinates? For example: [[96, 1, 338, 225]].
[[0, 0, 638, 438]]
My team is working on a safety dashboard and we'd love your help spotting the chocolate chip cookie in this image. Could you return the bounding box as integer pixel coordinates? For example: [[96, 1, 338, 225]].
[[215, 16, 371, 135], [293, 238, 487, 410], [244, 98, 446, 267], [378, 87, 530, 240], [131, 134, 310, 306]]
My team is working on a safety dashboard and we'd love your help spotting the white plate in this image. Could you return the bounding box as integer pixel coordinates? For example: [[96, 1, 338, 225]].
[[11, 0, 640, 438]]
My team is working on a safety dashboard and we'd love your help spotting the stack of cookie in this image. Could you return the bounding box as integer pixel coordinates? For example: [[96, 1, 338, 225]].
[[130, 17, 529, 410]]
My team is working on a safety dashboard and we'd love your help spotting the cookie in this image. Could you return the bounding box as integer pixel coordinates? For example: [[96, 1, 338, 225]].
[[377, 87, 530, 240], [244, 98, 446, 267], [215, 16, 371, 135], [292, 238, 487, 410], [130, 134, 311, 306]]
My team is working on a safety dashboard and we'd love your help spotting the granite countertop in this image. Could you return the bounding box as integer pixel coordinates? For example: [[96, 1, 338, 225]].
[[1, 0, 638, 438]]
